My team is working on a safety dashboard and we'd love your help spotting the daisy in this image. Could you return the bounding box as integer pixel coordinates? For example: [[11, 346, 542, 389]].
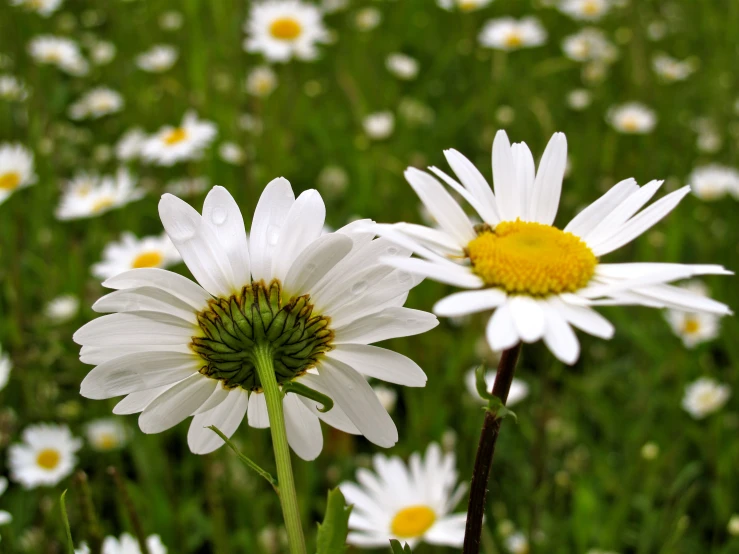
[[341, 443, 467, 548], [56, 169, 145, 221], [92, 232, 181, 281], [688, 164, 739, 201], [90, 41, 117, 65], [0, 477, 11, 526], [159, 11, 184, 31], [10, 0, 63, 17], [116, 128, 148, 162], [363, 111, 395, 140], [355, 7, 381, 31], [0, 74, 29, 101], [465, 368, 528, 406], [652, 53, 696, 82], [140, 111, 217, 166], [665, 281, 721, 348], [567, 89, 592, 110], [0, 143, 36, 206], [386, 53, 419, 80], [559, 0, 612, 21], [682, 377, 730, 419], [76, 533, 167, 554], [85, 418, 128, 451], [45, 294, 80, 323], [607, 103, 657, 134], [136, 45, 178, 73], [75, 180, 436, 460], [0, 343, 11, 391], [562, 28, 617, 63], [244, 0, 330, 63], [28, 36, 88, 76], [68, 87, 124, 120], [479, 17, 547, 51], [437, 0, 494, 12], [505, 532, 530, 554], [8, 424, 82, 489], [246, 65, 278, 97], [376, 130, 731, 364], [218, 142, 245, 165]]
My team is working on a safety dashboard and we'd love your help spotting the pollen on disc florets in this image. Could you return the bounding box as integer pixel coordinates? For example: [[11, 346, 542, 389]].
[[467, 220, 597, 296], [190, 281, 333, 391]]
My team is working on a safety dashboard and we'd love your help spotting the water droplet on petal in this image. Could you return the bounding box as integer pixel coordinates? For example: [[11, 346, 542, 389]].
[[387, 246, 399, 256], [211, 206, 227, 225], [350, 281, 368, 295]]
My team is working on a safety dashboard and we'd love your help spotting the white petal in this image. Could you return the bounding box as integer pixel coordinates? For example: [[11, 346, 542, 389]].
[[443, 148, 498, 217], [187, 389, 248, 455], [428, 166, 499, 227], [249, 177, 295, 282], [433, 289, 507, 317], [424, 514, 466, 547], [511, 142, 535, 220], [541, 303, 580, 364], [74, 312, 193, 346], [283, 393, 323, 461], [553, 297, 614, 339], [508, 296, 546, 343], [283, 233, 353, 296], [327, 344, 427, 387], [380, 257, 483, 289], [529, 132, 567, 225], [314, 264, 397, 315], [485, 303, 519, 351], [247, 392, 270, 428], [634, 284, 732, 315], [295, 373, 360, 435], [102, 268, 211, 310], [564, 178, 638, 238], [491, 130, 520, 221], [202, 186, 251, 286], [391, 221, 464, 256], [93, 287, 196, 322], [193, 383, 230, 414], [139, 374, 217, 433], [159, 193, 235, 297], [334, 307, 438, 344], [80, 344, 193, 365], [113, 386, 171, 415], [318, 357, 397, 448]]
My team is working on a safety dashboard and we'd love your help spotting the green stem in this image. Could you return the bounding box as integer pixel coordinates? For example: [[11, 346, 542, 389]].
[[253, 345, 307, 554]]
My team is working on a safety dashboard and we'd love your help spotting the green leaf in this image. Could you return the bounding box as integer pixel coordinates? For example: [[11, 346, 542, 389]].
[[282, 381, 334, 413], [60, 489, 75, 554], [475, 363, 517, 422], [316, 488, 352, 554], [389, 539, 413, 553], [208, 425, 279, 492]]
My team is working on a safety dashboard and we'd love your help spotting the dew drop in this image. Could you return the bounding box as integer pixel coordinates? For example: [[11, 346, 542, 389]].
[[387, 246, 399, 256], [210, 206, 227, 225], [350, 281, 368, 295]]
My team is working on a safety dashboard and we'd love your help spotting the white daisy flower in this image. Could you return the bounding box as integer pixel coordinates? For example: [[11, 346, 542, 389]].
[[386, 53, 419, 81], [0, 477, 11, 525], [505, 532, 530, 554], [376, 130, 731, 364], [45, 294, 80, 324], [567, 89, 592, 110], [28, 36, 89, 76], [10, 0, 63, 17], [363, 111, 395, 140], [56, 169, 145, 221], [116, 128, 148, 162], [728, 515, 739, 537], [465, 368, 528, 406], [218, 142, 245, 165], [246, 65, 278, 97], [136, 45, 178, 73], [688, 164, 739, 201], [140, 111, 217, 166], [355, 7, 381, 31], [68, 87, 124, 120], [244, 0, 330, 63], [0, 344, 11, 391], [0, 143, 36, 206], [75, 180, 436, 460], [559, 0, 612, 21], [682, 377, 731, 419], [92, 232, 181, 281], [665, 282, 721, 348], [85, 418, 128, 451], [159, 11, 184, 31], [562, 28, 617, 63], [98, 533, 167, 554], [90, 40, 116, 65], [341, 443, 466, 548], [479, 17, 547, 51], [8, 424, 82, 489], [437, 0, 494, 12], [652, 53, 696, 82], [607, 103, 656, 134], [0, 74, 29, 101]]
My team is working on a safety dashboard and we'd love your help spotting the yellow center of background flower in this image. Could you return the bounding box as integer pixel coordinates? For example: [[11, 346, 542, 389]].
[[391, 505, 436, 538], [504, 33, 523, 48], [0, 171, 21, 191], [91, 196, 115, 213], [164, 128, 188, 145], [132, 251, 164, 268], [269, 17, 303, 40], [582, 0, 600, 16], [682, 318, 700, 334], [459, 0, 477, 10], [36, 448, 61, 470], [467, 220, 597, 295], [621, 116, 640, 132], [98, 433, 118, 450]]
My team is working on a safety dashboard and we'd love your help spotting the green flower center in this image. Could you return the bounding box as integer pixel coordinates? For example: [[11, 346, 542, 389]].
[[190, 281, 333, 391]]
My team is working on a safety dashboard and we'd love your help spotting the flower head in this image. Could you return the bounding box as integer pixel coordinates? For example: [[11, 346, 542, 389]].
[[141, 111, 217, 166], [479, 17, 547, 51], [682, 377, 730, 419], [85, 419, 128, 452], [688, 164, 739, 201], [68, 87, 124, 120], [45, 294, 80, 324], [8, 424, 82, 489], [136, 45, 178, 72], [437, 0, 494, 11], [56, 169, 144, 220], [246, 65, 278, 97], [607, 103, 657, 134], [92, 232, 181, 281], [559, 0, 612, 21], [0, 143, 36, 206], [28, 36, 88, 75]]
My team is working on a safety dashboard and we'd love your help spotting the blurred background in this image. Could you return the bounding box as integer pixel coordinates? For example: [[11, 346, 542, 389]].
[[0, 0, 737, 552]]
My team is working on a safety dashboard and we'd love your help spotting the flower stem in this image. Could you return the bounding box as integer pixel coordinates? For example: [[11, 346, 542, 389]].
[[463, 343, 522, 554], [254, 345, 307, 554]]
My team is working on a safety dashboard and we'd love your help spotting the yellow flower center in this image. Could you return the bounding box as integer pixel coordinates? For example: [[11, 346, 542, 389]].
[[269, 17, 303, 40], [467, 221, 597, 296], [504, 32, 523, 48], [132, 250, 164, 269], [164, 127, 188, 145], [98, 433, 118, 450], [36, 448, 61, 470], [459, 0, 478, 10], [391, 505, 437, 538], [0, 171, 21, 191], [682, 318, 700, 334], [91, 196, 115, 213], [621, 116, 641, 132], [582, 0, 601, 15]]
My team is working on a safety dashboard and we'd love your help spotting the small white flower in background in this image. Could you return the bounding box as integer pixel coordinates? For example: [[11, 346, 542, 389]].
[[85, 419, 128, 452], [682, 377, 731, 419], [0, 75, 29, 101], [164, 176, 210, 197], [399, 98, 435, 127], [465, 368, 528, 406], [68, 87, 124, 120], [479, 17, 547, 51], [607, 103, 656, 134], [141, 111, 217, 166], [246, 65, 278, 97], [647, 20, 668, 41], [8, 424, 82, 489], [728, 514, 739, 537], [505, 532, 529, 554], [562, 28, 617, 63], [696, 130, 721, 154], [0, 477, 12, 525], [56, 169, 145, 220], [90, 40, 116, 65], [92, 232, 181, 281], [244, 0, 330, 63], [218, 142, 246, 165], [354, 7, 382, 31], [317, 165, 349, 197], [640, 442, 659, 460], [373, 384, 397, 413], [437, 0, 494, 12], [10, 0, 63, 17], [0, 344, 11, 392], [116, 128, 148, 162], [386, 53, 419, 80], [28, 36, 89, 76], [688, 164, 739, 201], [341, 443, 467, 548], [45, 294, 80, 324], [136, 45, 178, 73], [322, 0, 348, 13], [97, 533, 167, 554], [0, 143, 36, 206], [652, 53, 695, 82], [559, 0, 612, 21], [239, 113, 264, 135], [665, 282, 721, 348], [567, 89, 592, 110], [363, 111, 395, 140], [159, 10, 184, 31]]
